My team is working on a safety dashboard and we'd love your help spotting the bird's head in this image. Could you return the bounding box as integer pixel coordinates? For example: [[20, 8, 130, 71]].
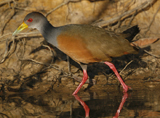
[[13, 12, 47, 35]]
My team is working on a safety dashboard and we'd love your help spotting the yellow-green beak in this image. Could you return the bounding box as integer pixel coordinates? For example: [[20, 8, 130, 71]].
[[12, 22, 28, 36]]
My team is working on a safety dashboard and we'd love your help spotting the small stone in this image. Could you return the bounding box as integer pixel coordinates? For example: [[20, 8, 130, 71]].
[[151, 58, 156, 62]]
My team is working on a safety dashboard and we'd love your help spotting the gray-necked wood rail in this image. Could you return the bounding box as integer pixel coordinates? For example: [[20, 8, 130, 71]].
[[13, 12, 138, 95]]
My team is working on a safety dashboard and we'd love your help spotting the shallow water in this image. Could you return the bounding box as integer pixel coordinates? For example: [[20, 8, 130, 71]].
[[1, 82, 160, 118]]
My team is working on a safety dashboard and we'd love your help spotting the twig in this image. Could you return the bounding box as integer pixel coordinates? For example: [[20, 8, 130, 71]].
[[95, 0, 154, 27], [119, 60, 133, 75], [132, 33, 143, 41], [131, 39, 160, 58], [18, 57, 66, 74], [41, 43, 55, 64], [67, 56, 71, 75], [42, 44, 52, 53], [45, 0, 80, 17], [8, 36, 16, 57], [10, 32, 42, 42], [0, 36, 16, 63], [143, 49, 160, 58], [0, 31, 40, 42], [144, 5, 160, 35], [15, 37, 26, 59], [19, 58, 47, 65], [22, 38, 26, 57], [0, 113, 9, 118], [113, 0, 135, 31], [126, 10, 137, 29], [0, 0, 15, 6], [1, 2, 16, 35], [0, 38, 9, 63], [0, 32, 42, 63]]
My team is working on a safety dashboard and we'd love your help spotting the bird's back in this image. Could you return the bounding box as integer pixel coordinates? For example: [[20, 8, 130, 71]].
[[56, 24, 138, 64]]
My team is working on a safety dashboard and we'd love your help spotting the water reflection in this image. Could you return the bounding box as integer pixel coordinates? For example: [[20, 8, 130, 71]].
[[73, 94, 90, 118], [0, 88, 160, 117], [74, 92, 128, 118], [113, 92, 128, 118]]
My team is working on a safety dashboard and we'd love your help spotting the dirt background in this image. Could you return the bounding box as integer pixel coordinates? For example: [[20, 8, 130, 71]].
[[0, 0, 160, 117]]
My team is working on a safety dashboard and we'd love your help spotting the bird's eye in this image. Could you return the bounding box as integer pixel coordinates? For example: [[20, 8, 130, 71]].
[[27, 18, 33, 22]]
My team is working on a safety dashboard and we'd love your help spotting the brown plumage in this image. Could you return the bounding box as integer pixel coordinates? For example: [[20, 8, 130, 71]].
[[57, 24, 137, 63]]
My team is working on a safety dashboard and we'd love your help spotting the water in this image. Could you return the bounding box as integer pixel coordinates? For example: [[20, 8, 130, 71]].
[[1, 83, 160, 118]]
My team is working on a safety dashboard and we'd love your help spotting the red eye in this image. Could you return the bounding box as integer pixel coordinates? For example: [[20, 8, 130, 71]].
[[27, 18, 33, 22]]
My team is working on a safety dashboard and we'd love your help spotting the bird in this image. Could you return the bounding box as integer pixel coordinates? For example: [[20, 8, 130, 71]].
[[13, 12, 138, 95]]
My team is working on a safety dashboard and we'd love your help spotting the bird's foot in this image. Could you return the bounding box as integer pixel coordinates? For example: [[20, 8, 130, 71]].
[[72, 91, 77, 95], [123, 85, 132, 93]]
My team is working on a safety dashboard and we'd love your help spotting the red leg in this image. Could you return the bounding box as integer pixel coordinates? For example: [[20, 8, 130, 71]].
[[73, 94, 90, 118], [104, 62, 131, 92], [113, 92, 128, 118], [72, 69, 88, 95]]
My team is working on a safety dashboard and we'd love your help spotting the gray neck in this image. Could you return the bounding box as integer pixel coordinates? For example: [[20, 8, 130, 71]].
[[38, 21, 58, 47]]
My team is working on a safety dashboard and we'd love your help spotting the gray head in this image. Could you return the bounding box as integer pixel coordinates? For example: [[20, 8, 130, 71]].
[[13, 12, 49, 35], [24, 12, 48, 30]]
